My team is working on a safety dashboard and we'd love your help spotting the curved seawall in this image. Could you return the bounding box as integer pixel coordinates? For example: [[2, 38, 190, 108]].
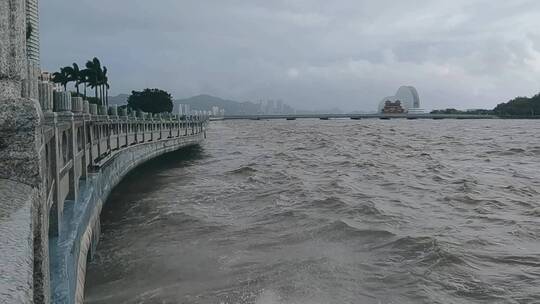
[[0, 94, 208, 304], [50, 133, 205, 304], [0, 2, 211, 303]]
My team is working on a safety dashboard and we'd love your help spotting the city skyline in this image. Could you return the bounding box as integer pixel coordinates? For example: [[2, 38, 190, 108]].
[[41, 1, 540, 112]]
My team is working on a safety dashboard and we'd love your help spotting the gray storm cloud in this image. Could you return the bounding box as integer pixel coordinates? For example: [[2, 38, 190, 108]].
[[41, 0, 540, 111]]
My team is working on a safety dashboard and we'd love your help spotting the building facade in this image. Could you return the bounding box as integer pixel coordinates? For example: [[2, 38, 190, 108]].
[[378, 86, 424, 114], [24, 0, 41, 100], [381, 100, 405, 114]]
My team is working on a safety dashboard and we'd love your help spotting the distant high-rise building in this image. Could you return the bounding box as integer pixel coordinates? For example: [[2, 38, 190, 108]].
[[26, 0, 40, 64], [178, 104, 191, 116], [258, 100, 265, 114], [276, 100, 283, 113], [267, 100, 275, 114], [256, 98, 294, 114]]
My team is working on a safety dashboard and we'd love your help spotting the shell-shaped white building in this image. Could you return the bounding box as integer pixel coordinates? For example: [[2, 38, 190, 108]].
[[378, 86, 423, 113]]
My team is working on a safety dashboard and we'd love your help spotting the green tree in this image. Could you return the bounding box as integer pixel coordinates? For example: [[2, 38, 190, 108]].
[[101, 66, 109, 106], [127, 89, 174, 113], [79, 68, 91, 99], [64, 63, 82, 95], [430, 108, 492, 115], [85, 57, 103, 104], [52, 67, 70, 91], [53, 58, 111, 104], [494, 94, 540, 117], [71, 92, 100, 105]]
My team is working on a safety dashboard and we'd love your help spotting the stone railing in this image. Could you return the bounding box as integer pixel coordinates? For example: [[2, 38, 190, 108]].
[[32, 82, 209, 303], [37, 84, 208, 238], [0, 2, 211, 302]]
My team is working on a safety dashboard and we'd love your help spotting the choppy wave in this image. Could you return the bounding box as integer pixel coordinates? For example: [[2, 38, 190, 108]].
[[228, 166, 258, 175], [86, 119, 540, 304]]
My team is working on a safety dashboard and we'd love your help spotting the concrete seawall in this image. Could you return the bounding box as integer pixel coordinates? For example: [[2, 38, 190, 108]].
[[0, 133, 205, 304], [50, 133, 205, 304], [0, 1, 210, 302], [0, 96, 208, 304], [0, 180, 37, 304]]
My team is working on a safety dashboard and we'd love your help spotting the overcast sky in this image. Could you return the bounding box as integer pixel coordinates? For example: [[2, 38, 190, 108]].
[[41, 0, 540, 111]]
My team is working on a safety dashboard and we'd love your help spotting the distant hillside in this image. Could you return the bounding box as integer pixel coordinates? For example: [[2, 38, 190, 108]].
[[174, 94, 260, 115], [431, 108, 492, 115], [429, 92, 540, 117], [109, 93, 298, 115], [494, 93, 540, 117], [108, 94, 129, 106]]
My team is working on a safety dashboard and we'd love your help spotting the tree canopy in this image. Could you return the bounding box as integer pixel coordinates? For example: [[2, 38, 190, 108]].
[[430, 108, 492, 115], [52, 57, 110, 105], [52, 68, 70, 90], [127, 88, 174, 113], [431, 92, 540, 117], [494, 93, 540, 117]]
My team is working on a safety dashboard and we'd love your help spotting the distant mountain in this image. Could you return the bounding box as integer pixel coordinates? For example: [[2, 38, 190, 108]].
[[174, 94, 261, 115], [109, 93, 298, 115], [108, 94, 130, 106], [295, 107, 344, 114], [494, 93, 540, 117]]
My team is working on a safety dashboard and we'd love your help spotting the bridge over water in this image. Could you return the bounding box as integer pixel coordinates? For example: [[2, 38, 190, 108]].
[[0, 2, 208, 303], [222, 113, 496, 120]]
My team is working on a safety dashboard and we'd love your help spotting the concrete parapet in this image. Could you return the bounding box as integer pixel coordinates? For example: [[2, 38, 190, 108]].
[[49, 125, 206, 304], [108, 105, 118, 116], [0, 98, 44, 186], [89, 104, 98, 115], [23, 63, 40, 100], [97, 105, 107, 116], [53, 92, 72, 112], [82, 100, 89, 114], [71, 97, 84, 113], [118, 108, 128, 117], [2, 85, 209, 303], [0, 97, 49, 304], [1, 2, 48, 300], [0, 179, 36, 304], [38, 82, 53, 112]]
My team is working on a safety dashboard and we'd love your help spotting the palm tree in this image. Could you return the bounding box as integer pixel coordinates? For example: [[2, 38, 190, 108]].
[[61, 66, 75, 90], [102, 66, 109, 106], [79, 68, 90, 99], [52, 67, 70, 91], [86, 57, 103, 104], [105, 80, 110, 107], [86, 69, 99, 103], [68, 63, 82, 95]]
